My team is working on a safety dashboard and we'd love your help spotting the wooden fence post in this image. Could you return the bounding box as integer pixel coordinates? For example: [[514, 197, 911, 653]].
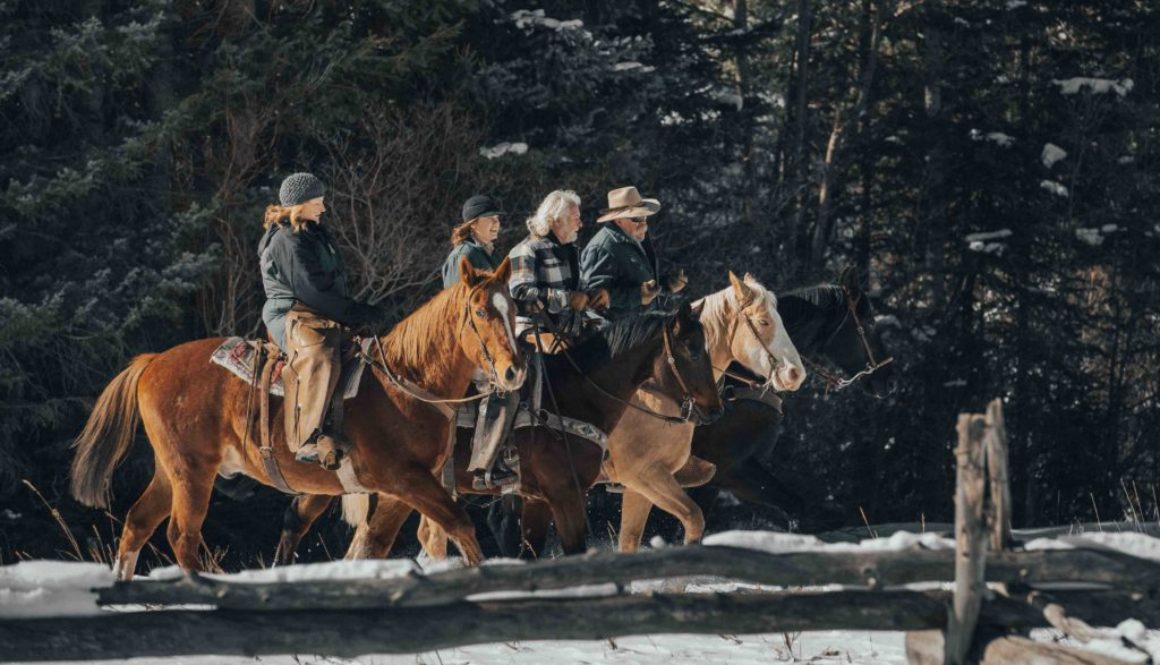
[[985, 399, 1013, 552], [945, 413, 988, 665]]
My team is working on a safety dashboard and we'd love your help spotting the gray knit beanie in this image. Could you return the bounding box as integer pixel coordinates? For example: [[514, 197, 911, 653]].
[[279, 172, 326, 206]]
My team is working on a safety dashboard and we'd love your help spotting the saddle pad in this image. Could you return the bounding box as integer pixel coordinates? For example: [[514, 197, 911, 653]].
[[454, 402, 607, 453], [210, 336, 367, 400]]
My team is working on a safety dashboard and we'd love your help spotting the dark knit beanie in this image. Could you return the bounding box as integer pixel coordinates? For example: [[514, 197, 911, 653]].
[[279, 172, 326, 206], [461, 194, 503, 223]]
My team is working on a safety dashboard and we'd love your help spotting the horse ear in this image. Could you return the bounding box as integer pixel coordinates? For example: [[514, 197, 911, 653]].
[[689, 299, 705, 319], [839, 265, 860, 294], [493, 256, 513, 283], [459, 255, 480, 287], [729, 270, 753, 306]]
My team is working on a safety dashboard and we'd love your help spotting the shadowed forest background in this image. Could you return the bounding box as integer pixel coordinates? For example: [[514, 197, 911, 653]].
[[1, 0, 1157, 567]]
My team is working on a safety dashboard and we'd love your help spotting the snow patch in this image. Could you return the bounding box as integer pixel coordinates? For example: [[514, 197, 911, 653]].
[[0, 561, 114, 618], [612, 61, 655, 73], [965, 229, 1013, 243], [511, 9, 584, 32], [1053, 77, 1134, 97], [480, 142, 529, 160], [1040, 180, 1069, 197], [1042, 143, 1068, 168], [1006, 0, 1027, 8], [970, 129, 1014, 147]]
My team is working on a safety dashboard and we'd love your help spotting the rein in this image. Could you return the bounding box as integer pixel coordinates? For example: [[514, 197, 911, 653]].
[[541, 314, 706, 426], [363, 295, 501, 408], [802, 288, 894, 393]]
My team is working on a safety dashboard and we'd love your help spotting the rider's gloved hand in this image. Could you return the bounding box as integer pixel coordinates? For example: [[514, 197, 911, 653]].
[[640, 280, 660, 306], [586, 288, 611, 310], [567, 290, 590, 312], [664, 269, 688, 294]]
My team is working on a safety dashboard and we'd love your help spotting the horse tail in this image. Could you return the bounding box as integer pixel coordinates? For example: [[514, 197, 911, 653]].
[[70, 353, 158, 509], [341, 494, 371, 527]]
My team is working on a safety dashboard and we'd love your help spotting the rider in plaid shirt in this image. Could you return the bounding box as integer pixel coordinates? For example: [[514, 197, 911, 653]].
[[508, 190, 609, 337]]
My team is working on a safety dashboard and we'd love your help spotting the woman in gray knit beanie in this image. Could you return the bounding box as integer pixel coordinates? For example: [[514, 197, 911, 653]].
[[256, 172, 385, 468]]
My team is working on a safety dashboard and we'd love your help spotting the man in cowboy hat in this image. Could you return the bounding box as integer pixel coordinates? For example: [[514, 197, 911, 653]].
[[580, 185, 687, 321]]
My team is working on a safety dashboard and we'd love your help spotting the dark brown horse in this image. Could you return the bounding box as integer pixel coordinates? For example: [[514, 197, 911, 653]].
[[277, 301, 725, 561], [70, 258, 525, 579]]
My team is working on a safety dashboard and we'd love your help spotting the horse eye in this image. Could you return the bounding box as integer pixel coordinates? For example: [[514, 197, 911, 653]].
[[475, 307, 487, 318], [758, 319, 770, 326]]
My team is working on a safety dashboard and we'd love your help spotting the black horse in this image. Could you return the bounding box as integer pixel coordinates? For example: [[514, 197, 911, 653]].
[[485, 268, 898, 554]]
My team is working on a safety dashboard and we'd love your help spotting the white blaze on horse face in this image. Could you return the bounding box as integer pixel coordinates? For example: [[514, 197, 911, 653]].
[[491, 291, 519, 356], [734, 287, 805, 392]]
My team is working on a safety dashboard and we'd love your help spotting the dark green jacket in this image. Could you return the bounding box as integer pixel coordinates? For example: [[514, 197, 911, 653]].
[[258, 221, 374, 350], [580, 223, 661, 319], [441, 238, 499, 288]]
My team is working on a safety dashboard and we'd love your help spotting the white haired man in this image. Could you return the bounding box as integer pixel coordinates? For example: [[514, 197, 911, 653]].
[[464, 190, 609, 490]]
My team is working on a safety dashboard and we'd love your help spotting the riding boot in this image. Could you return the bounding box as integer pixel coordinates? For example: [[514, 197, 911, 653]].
[[469, 390, 519, 489]]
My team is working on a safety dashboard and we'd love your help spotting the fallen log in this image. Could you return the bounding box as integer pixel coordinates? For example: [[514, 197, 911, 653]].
[[95, 546, 1160, 611], [906, 630, 1139, 665]]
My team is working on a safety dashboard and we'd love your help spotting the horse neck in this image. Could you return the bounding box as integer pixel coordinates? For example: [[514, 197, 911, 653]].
[[697, 289, 738, 381], [560, 332, 664, 430], [379, 287, 475, 399], [783, 290, 843, 360]]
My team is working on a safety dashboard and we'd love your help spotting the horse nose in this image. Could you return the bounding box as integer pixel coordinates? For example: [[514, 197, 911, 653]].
[[782, 365, 804, 389], [504, 366, 519, 385], [703, 405, 724, 424]]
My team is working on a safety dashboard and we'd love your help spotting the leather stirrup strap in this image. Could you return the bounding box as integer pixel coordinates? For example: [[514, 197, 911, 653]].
[[259, 350, 298, 495]]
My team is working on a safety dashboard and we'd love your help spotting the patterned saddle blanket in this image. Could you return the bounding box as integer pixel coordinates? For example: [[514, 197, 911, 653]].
[[209, 336, 370, 401]]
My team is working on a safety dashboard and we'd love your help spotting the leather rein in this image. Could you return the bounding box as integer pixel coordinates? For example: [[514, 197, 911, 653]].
[[542, 313, 710, 426], [801, 287, 894, 393]]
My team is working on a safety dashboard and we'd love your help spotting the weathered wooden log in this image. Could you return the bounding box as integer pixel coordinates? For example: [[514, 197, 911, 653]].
[[3, 590, 954, 662], [985, 399, 1014, 552], [947, 413, 988, 665], [907, 630, 1138, 665], [94, 546, 1160, 611], [6, 588, 1153, 662]]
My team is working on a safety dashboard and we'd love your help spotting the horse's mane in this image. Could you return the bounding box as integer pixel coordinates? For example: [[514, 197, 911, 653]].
[[565, 309, 674, 371], [380, 282, 469, 382], [783, 283, 844, 309]]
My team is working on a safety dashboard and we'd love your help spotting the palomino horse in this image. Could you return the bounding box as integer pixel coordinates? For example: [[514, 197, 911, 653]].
[[689, 267, 898, 526], [70, 258, 525, 579], [281, 301, 725, 562], [603, 272, 805, 552]]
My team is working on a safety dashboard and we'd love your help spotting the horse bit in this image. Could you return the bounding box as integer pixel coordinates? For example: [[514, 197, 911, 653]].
[[803, 288, 894, 393]]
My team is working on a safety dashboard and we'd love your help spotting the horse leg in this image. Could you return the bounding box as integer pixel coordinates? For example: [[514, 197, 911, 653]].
[[274, 495, 333, 566], [616, 489, 654, 553], [629, 468, 706, 546], [388, 472, 483, 565], [519, 499, 552, 559], [346, 496, 413, 560], [417, 515, 449, 560], [544, 485, 588, 556], [164, 461, 218, 572], [114, 470, 173, 581], [487, 495, 523, 558]]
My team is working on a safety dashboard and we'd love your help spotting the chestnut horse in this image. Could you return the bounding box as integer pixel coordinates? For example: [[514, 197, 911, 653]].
[[279, 301, 725, 561], [70, 258, 524, 579]]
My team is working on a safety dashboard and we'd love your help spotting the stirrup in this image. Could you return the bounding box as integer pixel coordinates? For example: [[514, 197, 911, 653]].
[[472, 466, 518, 491]]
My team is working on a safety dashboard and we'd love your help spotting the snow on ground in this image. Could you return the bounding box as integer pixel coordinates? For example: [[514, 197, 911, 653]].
[[6, 528, 1160, 663], [12, 631, 912, 665]]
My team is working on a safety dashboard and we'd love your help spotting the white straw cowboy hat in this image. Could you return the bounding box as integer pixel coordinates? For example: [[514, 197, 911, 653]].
[[596, 186, 661, 223]]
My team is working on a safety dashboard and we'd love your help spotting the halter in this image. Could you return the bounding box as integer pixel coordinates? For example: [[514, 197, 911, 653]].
[[802, 287, 894, 393]]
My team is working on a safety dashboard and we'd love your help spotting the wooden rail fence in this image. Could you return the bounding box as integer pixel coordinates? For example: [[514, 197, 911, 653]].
[[1, 399, 1157, 663]]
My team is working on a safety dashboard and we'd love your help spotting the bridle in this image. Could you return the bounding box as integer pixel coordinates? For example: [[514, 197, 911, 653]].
[[802, 287, 894, 393], [545, 313, 711, 425], [459, 291, 501, 387], [721, 297, 787, 390]]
